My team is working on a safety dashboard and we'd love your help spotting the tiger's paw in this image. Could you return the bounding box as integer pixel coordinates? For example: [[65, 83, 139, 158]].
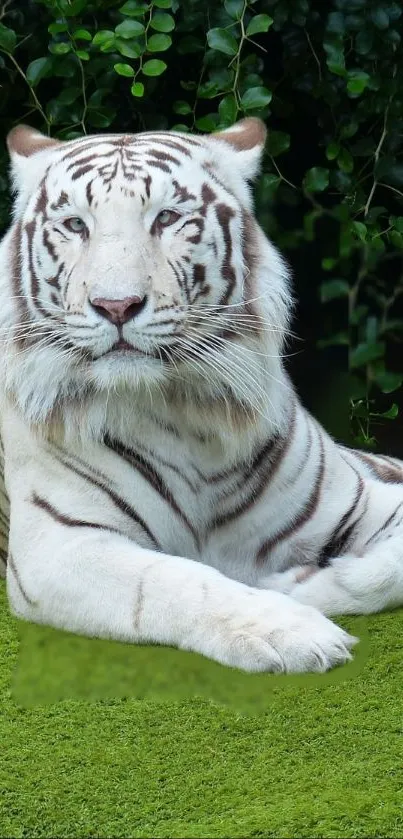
[[191, 589, 357, 674]]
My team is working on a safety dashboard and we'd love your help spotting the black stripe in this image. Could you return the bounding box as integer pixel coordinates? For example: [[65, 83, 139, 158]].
[[129, 440, 199, 493], [317, 464, 365, 567], [8, 553, 36, 607], [53, 451, 160, 549], [215, 203, 236, 306], [351, 450, 403, 484], [256, 424, 326, 566], [364, 501, 403, 549], [104, 436, 199, 547], [32, 492, 124, 536], [211, 405, 296, 530]]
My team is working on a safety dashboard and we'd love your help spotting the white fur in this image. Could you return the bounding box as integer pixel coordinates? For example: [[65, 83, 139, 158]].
[[0, 122, 402, 673]]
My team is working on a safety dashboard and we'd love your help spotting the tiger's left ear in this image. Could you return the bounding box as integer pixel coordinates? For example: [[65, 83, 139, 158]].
[[210, 118, 267, 181], [6, 125, 62, 205]]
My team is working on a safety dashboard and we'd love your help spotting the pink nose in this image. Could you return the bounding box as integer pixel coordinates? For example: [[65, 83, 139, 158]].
[[90, 295, 147, 325]]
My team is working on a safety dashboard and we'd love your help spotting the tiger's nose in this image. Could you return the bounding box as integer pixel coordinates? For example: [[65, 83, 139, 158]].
[[90, 295, 147, 324]]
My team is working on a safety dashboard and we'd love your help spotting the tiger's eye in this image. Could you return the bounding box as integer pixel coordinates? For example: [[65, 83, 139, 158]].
[[64, 217, 86, 233], [157, 209, 181, 227]]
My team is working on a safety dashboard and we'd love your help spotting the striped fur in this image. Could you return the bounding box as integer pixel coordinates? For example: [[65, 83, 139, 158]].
[[0, 119, 402, 674]]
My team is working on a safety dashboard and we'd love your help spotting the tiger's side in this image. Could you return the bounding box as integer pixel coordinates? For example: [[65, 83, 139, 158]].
[[0, 117, 402, 674]]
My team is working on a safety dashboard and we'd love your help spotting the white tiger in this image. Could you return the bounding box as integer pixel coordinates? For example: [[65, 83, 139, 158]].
[[0, 117, 402, 674]]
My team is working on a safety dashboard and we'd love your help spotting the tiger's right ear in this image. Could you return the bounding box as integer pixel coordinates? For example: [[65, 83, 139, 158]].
[[6, 125, 62, 203]]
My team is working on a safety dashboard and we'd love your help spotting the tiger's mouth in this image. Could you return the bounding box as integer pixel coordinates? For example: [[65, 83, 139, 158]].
[[100, 338, 147, 358]]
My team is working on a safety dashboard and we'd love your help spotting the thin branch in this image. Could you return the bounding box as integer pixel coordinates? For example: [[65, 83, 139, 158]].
[[0, 50, 50, 129], [304, 29, 322, 81], [379, 182, 403, 201], [270, 155, 297, 190]]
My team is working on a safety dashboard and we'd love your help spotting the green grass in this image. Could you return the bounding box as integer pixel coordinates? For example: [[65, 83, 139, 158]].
[[1, 580, 403, 838]]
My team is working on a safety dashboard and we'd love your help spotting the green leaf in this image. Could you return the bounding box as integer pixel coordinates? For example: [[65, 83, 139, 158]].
[[327, 12, 345, 33], [326, 141, 340, 160], [147, 33, 172, 52], [52, 55, 77, 77], [324, 36, 346, 76], [154, 0, 172, 6], [142, 58, 167, 76], [92, 30, 115, 47], [173, 100, 192, 115], [118, 1, 148, 15], [58, 0, 87, 14], [224, 0, 244, 19], [350, 341, 385, 368], [26, 57, 51, 87], [240, 86, 272, 110], [390, 216, 403, 233], [87, 90, 104, 107], [303, 167, 329, 192], [374, 372, 403, 394], [114, 62, 135, 76], [73, 29, 92, 40], [0, 22, 17, 52], [246, 14, 273, 36], [131, 81, 144, 97], [340, 120, 358, 139], [48, 23, 69, 34], [115, 20, 145, 38], [371, 8, 390, 29], [347, 69, 370, 97], [260, 173, 281, 191], [352, 221, 367, 242], [57, 85, 82, 104], [150, 13, 175, 33], [86, 106, 116, 128], [377, 403, 399, 419], [266, 130, 290, 157], [355, 29, 373, 54], [320, 279, 350, 302], [389, 230, 403, 249], [207, 28, 238, 56], [49, 42, 71, 55], [218, 94, 238, 126], [115, 38, 143, 58], [198, 81, 220, 99], [195, 115, 218, 132], [75, 50, 89, 60], [338, 148, 354, 173]]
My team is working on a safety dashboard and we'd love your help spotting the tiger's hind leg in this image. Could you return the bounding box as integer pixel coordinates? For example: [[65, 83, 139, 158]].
[[262, 531, 403, 617]]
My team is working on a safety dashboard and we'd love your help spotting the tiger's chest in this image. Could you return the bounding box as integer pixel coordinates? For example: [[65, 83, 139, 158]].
[[56, 425, 324, 586]]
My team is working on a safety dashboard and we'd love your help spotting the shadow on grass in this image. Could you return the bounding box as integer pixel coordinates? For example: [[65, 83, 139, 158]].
[[13, 614, 370, 714]]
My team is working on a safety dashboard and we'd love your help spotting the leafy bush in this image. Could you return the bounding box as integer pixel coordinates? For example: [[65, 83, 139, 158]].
[[1, 0, 402, 449]]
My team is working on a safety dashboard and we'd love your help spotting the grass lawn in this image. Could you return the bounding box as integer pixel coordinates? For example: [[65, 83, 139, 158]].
[[1, 580, 402, 838]]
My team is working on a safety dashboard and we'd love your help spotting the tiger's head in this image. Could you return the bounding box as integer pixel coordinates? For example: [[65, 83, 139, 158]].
[[0, 118, 291, 434]]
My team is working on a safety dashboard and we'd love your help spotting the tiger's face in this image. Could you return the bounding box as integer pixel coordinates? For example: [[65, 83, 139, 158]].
[[1, 119, 289, 427]]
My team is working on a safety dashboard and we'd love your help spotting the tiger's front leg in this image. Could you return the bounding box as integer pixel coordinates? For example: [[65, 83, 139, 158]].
[[4, 467, 356, 674]]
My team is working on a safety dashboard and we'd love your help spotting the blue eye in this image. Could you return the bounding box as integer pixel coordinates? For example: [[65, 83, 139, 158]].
[[64, 217, 86, 233], [157, 209, 181, 227]]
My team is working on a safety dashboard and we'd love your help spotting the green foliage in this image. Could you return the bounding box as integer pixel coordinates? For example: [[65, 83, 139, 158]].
[[0, 0, 402, 447]]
